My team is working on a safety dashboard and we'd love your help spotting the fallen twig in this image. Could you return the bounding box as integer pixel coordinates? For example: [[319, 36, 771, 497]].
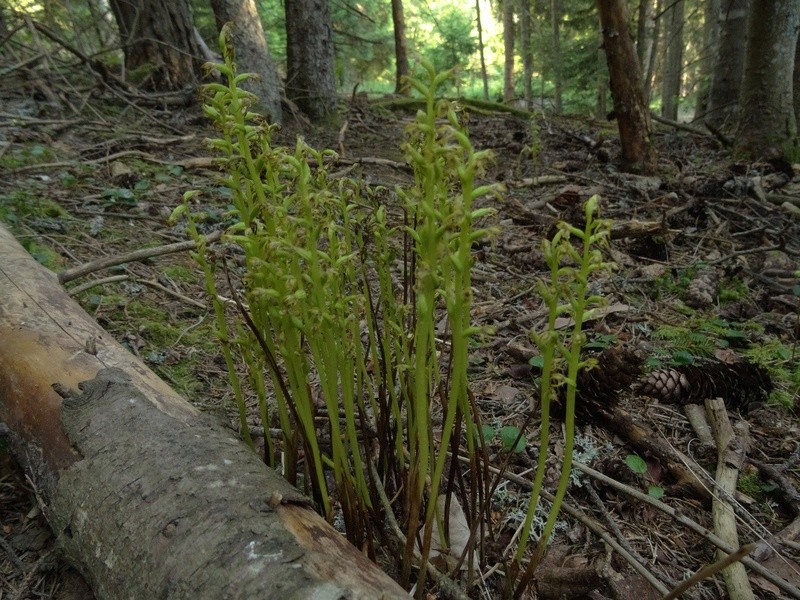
[[574, 462, 800, 599], [455, 454, 671, 596], [706, 397, 755, 600], [58, 230, 223, 284], [660, 543, 756, 600]]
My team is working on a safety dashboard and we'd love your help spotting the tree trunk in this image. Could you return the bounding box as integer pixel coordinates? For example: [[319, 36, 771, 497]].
[[210, 0, 283, 123], [596, 25, 608, 119], [644, 0, 661, 100], [391, 0, 410, 95], [550, 0, 563, 113], [503, 0, 516, 102], [736, 0, 800, 159], [635, 0, 653, 68], [597, 0, 657, 173], [519, 0, 533, 107], [693, 0, 720, 120], [108, 0, 204, 90], [795, 34, 800, 130], [285, 0, 337, 121], [0, 224, 407, 600], [660, 0, 684, 120], [706, 0, 750, 129]]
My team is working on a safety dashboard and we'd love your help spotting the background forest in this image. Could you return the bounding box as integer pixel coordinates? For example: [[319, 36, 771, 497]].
[[1, 1, 800, 600]]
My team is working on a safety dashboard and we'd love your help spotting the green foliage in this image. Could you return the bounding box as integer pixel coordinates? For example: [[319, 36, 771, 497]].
[[175, 33, 499, 583], [0, 142, 53, 169], [331, 1, 394, 88], [0, 190, 71, 244], [625, 454, 665, 499], [718, 277, 750, 303], [737, 472, 774, 501], [584, 333, 617, 351], [650, 318, 756, 364], [654, 263, 701, 297], [481, 424, 528, 452], [424, 7, 477, 76], [625, 453, 647, 474], [510, 196, 614, 594], [744, 339, 799, 409]]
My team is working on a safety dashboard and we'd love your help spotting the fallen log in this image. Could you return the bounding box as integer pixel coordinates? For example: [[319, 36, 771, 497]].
[[0, 223, 407, 599]]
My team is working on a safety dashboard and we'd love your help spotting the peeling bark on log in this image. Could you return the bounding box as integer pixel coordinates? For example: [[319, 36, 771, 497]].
[[0, 223, 407, 599]]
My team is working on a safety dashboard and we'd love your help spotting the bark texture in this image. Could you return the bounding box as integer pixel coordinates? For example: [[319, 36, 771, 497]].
[[0, 223, 407, 600], [550, 0, 563, 113], [518, 0, 531, 106], [391, 0, 410, 95], [706, 0, 750, 128], [108, 0, 204, 90], [476, 0, 490, 100], [795, 34, 800, 129], [660, 0, 685, 120], [502, 0, 516, 102], [285, 0, 337, 121], [210, 0, 283, 123], [694, 0, 721, 120], [597, 0, 657, 173], [736, 0, 800, 159]]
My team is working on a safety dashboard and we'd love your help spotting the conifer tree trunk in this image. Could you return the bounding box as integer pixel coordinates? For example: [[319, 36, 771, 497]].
[[706, 0, 750, 128], [795, 34, 800, 129], [519, 0, 533, 107], [596, 24, 608, 119], [285, 0, 337, 121], [597, 0, 657, 173], [643, 0, 661, 100], [635, 0, 652, 68], [503, 0, 516, 102], [210, 0, 283, 123], [694, 0, 720, 121], [736, 0, 800, 159], [391, 0, 410, 95], [550, 0, 563, 113], [660, 0, 685, 120], [108, 0, 204, 90]]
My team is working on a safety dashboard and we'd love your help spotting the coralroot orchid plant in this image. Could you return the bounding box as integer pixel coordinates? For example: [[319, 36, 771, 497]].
[[172, 25, 613, 599]]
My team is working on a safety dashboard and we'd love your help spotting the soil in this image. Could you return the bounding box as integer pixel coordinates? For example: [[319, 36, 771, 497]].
[[2, 77, 800, 599]]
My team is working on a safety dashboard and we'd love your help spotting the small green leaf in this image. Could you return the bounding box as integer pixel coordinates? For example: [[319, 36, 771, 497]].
[[500, 426, 526, 453], [625, 454, 647, 474], [529, 356, 544, 369], [584, 334, 617, 350], [648, 485, 665, 499], [481, 425, 495, 443]]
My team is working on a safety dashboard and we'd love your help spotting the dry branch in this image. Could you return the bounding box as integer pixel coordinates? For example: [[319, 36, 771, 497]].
[[705, 397, 755, 600], [58, 230, 223, 284]]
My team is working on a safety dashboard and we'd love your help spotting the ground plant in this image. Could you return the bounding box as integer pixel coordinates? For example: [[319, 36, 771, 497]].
[[170, 30, 611, 596]]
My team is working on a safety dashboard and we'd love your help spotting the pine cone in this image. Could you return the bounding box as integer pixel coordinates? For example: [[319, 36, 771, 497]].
[[684, 267, 719, 308], [637, 361, 771, 411], [577, 347, 644, 404]]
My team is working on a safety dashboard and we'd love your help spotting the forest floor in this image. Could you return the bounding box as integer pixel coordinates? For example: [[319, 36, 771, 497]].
[[1, 75, 800, 600]]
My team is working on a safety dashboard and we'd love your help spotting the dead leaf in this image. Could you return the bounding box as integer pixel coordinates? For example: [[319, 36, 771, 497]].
[[429, 494, 474, 572], [555, 302, 631, 329], [495, 385, 521, 402], [750, 574, 781, 596]]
